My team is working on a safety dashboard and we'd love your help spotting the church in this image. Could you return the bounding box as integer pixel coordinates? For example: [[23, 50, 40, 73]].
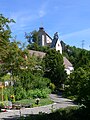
[[38, 27, 62, 54], [29, 27, 74, 74]]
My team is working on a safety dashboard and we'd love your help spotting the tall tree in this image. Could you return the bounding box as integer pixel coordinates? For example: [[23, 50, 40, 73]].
[[0, 14, 15, 59], [25, 30, 38, 44], [43, 49, 67, 88], [0, 41, 25, 77], [66, 67, 90, 108], [75, 49, 90, 69]]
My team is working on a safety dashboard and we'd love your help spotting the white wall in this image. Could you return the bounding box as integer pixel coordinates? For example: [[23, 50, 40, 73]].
[[55, 39, 62, 54], [65, 68, 71, 75], [65, 66, 74, 75], [42, 35, 45, 46], [46, 35, 52, 43]]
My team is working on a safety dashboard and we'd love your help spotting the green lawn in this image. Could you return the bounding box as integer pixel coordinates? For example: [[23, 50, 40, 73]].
[[14, 97, 53, 107]]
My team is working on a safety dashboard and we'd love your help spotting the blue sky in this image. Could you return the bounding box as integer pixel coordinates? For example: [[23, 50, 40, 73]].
[[1, 0, 90, 49]]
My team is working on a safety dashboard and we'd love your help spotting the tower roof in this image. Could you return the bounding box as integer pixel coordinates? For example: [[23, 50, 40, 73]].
[[51, 32, 59, 48]]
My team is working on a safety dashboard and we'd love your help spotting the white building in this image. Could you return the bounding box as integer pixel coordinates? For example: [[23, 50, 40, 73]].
[[51, 32, 62, 54], [37, 27, 74, 74], [38, 27, 52, 46]]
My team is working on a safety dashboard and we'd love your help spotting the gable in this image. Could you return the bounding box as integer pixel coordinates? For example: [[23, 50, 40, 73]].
[[55, 39, 62, 54], [38, 27, 52, 46]]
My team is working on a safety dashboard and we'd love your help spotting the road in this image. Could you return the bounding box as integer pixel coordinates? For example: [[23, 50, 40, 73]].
[[0, 94, 77, 120]]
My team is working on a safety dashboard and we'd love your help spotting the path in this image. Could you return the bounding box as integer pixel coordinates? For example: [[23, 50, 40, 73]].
[[0, 94, 77, 120]]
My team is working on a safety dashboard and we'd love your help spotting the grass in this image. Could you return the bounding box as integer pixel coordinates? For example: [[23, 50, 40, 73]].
[[14, 97, 53, 107]]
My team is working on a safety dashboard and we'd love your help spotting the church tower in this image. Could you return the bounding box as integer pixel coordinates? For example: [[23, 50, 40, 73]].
[[51, 32, 62, 54], [38, 27, 45, 46], [38, 27, 52, 46]]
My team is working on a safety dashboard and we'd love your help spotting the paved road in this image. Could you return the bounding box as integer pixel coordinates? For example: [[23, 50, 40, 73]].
[[0, 94, 77, 120]]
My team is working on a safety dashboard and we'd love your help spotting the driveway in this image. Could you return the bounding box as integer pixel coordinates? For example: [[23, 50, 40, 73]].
[[49, 94, 74, 104], [0, 94, 77, 120]]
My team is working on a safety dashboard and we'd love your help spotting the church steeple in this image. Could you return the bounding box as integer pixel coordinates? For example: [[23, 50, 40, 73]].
[[51, 32, 62, 54]]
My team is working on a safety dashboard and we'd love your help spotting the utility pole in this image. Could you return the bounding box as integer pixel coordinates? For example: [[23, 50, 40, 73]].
[[82, 40, 85, 49]]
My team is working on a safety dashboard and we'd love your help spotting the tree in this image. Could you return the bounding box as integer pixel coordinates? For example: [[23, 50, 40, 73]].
[[25, 30, 40, 51], [66, 67, 90, 108], [0, 14, 15, 59], [0, 41, 26, 77], [43, 49, 67, 88], [25, 30, 38, 44], [75, 49, 90, 69], [62, 44, 90, 69]]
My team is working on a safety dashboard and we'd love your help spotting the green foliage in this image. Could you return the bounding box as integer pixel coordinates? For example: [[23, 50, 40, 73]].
[[75, 49, 90, 69], [3, 86, 14, 101], [25, 30, 38, 44], [43, 49, 67, 88], [0, 14, 15, 41], [63, 44, 90, 69], [0, 14, 15, 60], [26, 29, 50, 52], [65, 67, 90, 108], [0, 41, 26, 78], [0, 74, 10, 81], [27, 43, 50, 52], [31, 77, 50, 89], [14, 86, 27, 100], [49, 83, 56, 92], [15, 97, 53, 108], [17, 70, 50, 90], [0, 102, 4, 109], [11, 70, 51, 100], [27, 88, 51, 98]]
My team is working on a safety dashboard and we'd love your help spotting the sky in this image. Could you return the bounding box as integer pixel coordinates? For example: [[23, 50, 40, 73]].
[[1, 0, 90, 49]]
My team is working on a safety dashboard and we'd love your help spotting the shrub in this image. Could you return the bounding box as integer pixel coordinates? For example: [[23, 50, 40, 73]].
[[31, 76, 50, 89], [0, 102, 4, 109], [3, 86, 14, 101], [49, 83, 56, 92], [27, 88, 51, 98], [14, 86, 27, 100]]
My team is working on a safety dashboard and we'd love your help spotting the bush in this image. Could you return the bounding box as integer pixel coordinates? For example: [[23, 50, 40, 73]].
[[64, 67, 90, 108], [3, 86, 14, 101], [49, 83, 56, 92], [27, 88, 51, 98], [14, 86, 27, 100], [31, 77, 50, 89], [0, 102, 4, 109]]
